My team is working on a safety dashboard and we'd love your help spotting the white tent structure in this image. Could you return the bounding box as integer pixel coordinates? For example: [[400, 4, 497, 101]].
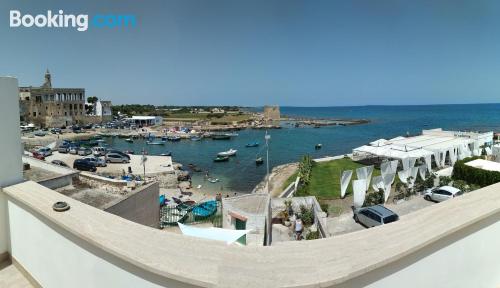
[[340, 170, 353, 198], [178, 223, 251, 245], [353, 179, 367, 208]]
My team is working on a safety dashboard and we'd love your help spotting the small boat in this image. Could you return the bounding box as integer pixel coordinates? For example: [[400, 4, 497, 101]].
[[125, 138, 133, 143], [124, 150, 135, 154], [167, 136, 181, 142], [256, 157, 264, 165], [211, 134, 231, 140], [313, 124, 321, 128], [146, 141, 165, 145], [315, 144, 323, 149], [214, 155, 229, 162], [207, 177, 220, 183], [192, 200, 218, 218], [196, 185, 202, 189], [160, 152, 172, 156], [245, 142, 259, 147], [190, 136, 202, 141], [217, 149, 237, 157]]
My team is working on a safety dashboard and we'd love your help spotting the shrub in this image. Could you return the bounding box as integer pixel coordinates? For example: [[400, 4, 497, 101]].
[[452, 157, 500, 187], [363, 189, 384, 207], [423, 173, 436, 189], [306, 230, 320, 240], [299, 205, 314, 226], [439, 176, 452, 186], [319, 202, 329, 215]]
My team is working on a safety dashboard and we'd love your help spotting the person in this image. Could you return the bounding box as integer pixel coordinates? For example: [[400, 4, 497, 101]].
[[295, 217, 303, 240]]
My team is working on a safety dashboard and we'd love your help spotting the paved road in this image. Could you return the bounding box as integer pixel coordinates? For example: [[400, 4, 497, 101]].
[[327, 196, 435, 237]]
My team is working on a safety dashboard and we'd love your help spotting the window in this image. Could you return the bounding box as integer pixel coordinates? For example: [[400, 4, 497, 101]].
[[33, 112, 36, 117], [383, 214, 398, 224]]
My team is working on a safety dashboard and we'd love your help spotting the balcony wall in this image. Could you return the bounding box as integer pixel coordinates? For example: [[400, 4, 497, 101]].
[[3, 180, 500, 287]]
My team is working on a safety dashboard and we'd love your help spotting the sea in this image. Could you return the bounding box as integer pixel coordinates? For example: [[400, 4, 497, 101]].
[[106, 104, 500, 193]]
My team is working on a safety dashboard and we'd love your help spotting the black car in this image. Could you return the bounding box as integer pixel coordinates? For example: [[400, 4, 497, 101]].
[[106, 149, 131, 160], [73, 159, 97, 172], [51, 160, 68, 167]]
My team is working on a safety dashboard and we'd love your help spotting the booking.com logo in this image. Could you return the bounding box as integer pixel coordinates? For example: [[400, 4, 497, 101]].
[[9, 10, 136, 32]]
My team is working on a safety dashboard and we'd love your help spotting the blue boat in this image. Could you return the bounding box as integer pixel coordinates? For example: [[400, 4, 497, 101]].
[[245, 142, 259, 147], [192, 200, 217, 218]]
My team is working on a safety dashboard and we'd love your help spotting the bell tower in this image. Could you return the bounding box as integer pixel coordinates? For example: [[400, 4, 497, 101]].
[[42, 69, 52, 88]]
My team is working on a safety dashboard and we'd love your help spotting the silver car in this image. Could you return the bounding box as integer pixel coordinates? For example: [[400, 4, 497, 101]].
[[354, 205, 399, 228], [105, 153, 130, 163], [77, 147, 92, 156], [83, 156, 107, 167]]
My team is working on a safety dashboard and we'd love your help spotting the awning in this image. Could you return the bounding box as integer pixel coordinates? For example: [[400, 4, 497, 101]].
[[178, 223, 251, 245]]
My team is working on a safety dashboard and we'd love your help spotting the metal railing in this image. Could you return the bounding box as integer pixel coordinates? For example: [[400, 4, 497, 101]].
[[160, 200, 222, 228]]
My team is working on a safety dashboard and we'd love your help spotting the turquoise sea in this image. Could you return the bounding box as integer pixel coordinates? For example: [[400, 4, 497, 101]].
[[107, 104, 500, 192]]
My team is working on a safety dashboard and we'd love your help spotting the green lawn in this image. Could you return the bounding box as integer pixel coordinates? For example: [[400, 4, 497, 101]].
[[290, 158, 381, 200]]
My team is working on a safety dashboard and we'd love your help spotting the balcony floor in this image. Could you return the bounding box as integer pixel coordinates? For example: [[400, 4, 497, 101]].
[[0, 260, 34, 288]]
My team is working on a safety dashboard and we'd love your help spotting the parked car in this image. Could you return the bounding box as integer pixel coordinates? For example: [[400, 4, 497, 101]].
[[51, 160, 68, 167], [92, 147, 107, 157], [69, 145, 79, 155], [73, 159, 97, 172], [106, 149, 131, 160], [58, 144, 70, 153], [50, 128, 62, 134], [83, 156, 107, 167], [424, 186, 463, 202], [32, 151, 45, 161], [36, 147, 52, 157], [72, 126, 82, 133], [77, 147, 92, 156], [105, 153, 130, 163], [353, 205, 399, 228]]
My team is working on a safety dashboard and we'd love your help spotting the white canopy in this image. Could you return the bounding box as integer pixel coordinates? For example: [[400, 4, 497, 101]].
[[370, 139, 389, 147], [178, 223, 251, 245]]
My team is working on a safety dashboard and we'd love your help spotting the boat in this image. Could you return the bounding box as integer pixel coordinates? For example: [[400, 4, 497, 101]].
[[124, 150, 135, 154], [214, 155, 229, 162], [211, 134, 231, 140], [245, 142, 259, 147], [146, 141, 165, 145], [192, 200, 218, 218], [190, 136, 201, 141], [256, 157, 264, 165], [207, 177, 219, 183], [315, 144, 323, 149], [217, 149, 237, 157], [125, 138, 133, 143], [167, 136, 181, 142], [160, 152, 172, 156]]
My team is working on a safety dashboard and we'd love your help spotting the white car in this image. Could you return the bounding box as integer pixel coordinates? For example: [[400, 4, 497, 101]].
[[424, 186, 463, 202], [36, 147, 52, 157], [83, 156, 107, 167]]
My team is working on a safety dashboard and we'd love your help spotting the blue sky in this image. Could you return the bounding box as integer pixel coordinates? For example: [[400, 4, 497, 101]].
[[1, 0, 499, 106]]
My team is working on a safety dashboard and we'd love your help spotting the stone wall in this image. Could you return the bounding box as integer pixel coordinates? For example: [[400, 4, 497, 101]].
[[104, 182, 160, 228]]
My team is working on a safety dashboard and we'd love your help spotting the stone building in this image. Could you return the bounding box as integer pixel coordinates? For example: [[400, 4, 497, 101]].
[[19, 70, 86, 127], [94, 100, 112, 117], [263, 105, 280, 121]]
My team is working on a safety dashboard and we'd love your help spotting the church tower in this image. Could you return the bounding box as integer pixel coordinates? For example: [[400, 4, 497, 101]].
[[42, 69, 52, 88]]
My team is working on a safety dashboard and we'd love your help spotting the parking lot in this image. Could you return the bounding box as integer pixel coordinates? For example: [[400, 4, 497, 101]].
[[326, 196, 435, 237], [45, 151, 175, 175]]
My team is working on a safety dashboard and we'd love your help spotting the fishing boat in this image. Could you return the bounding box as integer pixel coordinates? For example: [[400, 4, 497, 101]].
[[125, 138, 133, 143], [160, 152, 172, 156], [146, 140, 165, 145], [214, 155, 229, 162], [192, 200, 218, 218], [255, 157, 264, 165], [217, 149, 237, 157], [190, 136, 201, 141], [245, 142, 259, 147], [167, 136, 181, 142], [315, 143, 323, 149], [211, 134, 231, 140], [207, 177, 219, 183]]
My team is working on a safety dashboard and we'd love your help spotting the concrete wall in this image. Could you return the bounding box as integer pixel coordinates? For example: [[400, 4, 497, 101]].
[[0, 77, 23, 256], [336, 213, 500, 288], [105, 182, 160, 228]]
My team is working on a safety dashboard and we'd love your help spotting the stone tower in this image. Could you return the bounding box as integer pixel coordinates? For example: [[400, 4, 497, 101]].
[[42, 69, 52, 88]]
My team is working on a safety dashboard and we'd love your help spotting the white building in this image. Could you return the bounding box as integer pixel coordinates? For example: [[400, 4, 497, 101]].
[[94, 100, 112, 117], [128, 115, 163, 126]]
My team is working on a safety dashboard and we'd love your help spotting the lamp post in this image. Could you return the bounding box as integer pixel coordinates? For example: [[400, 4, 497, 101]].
[[265, 130, 271, 194]]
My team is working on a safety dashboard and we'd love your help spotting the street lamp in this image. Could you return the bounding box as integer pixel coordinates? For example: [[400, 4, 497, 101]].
[[265, 130, 271, 194]]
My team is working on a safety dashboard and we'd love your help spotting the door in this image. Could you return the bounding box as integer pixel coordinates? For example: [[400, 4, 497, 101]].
[[235, 218, 246, 245]]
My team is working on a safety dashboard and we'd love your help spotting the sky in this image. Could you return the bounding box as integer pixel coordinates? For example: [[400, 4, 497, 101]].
[[1, 0, 500, 106]]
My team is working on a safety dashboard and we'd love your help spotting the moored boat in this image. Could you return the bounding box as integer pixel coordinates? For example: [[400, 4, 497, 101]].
[[146, 141, 166, 145], [256, 157, 264, 165], [190, 136, 201, 141], [211, 134, 231, 140], [167, 136, 181, 142], [192, 200, 218, 218], [315, 143, 322, 149], [214, 155, 229, 162], [245, 142, 259, 147], [217, 149, 237, 157], [125, 138, 133, 143], [207, 177, 219, 183]]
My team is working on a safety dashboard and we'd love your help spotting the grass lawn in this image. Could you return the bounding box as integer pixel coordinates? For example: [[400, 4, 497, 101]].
[[286, 157, 381, 200]]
